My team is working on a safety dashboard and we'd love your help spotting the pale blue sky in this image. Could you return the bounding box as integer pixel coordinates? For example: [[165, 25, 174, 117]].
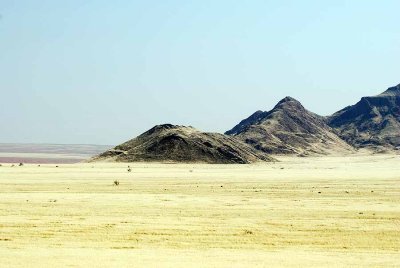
[[1, 0, 399, 144]]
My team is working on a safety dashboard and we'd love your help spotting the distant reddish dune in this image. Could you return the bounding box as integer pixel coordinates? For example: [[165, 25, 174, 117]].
[[0, 144, 112, 164]]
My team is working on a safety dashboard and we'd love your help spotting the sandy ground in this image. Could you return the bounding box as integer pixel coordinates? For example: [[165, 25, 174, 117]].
[[0, 154, 399, 267]]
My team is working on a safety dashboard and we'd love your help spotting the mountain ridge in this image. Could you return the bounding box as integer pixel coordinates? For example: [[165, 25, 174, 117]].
[[327, 84, 400, 150], [93, 83, 400, 163], [226, 96, 354, 155]]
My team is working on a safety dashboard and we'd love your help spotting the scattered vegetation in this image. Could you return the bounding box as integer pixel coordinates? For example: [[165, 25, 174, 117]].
[[19, 163, 24, 166], [113, 180, 120, 186], [243, 230, 254, 235]]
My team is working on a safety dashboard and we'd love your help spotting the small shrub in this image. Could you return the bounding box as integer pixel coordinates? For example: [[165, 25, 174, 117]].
[[19, 163, 24, 166], [114, 180, 120, 186]]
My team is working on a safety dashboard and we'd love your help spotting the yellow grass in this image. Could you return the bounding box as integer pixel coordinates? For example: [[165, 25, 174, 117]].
[[0, 154, 399, 267]]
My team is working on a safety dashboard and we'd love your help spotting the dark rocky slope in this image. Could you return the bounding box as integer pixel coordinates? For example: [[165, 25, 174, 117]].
[[226, 97, 354, 155], [91, 124, 275, 163], [327, 84, 400, 150]]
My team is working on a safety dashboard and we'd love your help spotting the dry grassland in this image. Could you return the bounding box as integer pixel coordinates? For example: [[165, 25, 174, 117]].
[[0, 155, 399, 267]]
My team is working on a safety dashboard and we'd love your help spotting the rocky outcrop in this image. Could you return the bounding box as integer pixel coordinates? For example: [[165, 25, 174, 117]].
[[91, 124, 276, 163]]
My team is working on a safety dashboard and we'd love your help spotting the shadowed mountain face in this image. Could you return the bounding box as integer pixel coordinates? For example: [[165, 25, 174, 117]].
[[91, 124, 275, 163], [327, 84, 400, 150], [226, 97, 353, 155]]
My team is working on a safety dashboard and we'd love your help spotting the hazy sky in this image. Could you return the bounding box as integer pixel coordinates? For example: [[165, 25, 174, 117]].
[[1, 1, 399, 145]]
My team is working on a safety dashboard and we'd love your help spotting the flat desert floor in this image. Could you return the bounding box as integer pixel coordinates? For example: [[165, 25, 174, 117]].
[[1, 155, 399, 267]]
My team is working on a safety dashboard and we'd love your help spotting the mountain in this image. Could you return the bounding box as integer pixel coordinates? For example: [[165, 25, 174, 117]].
[[226, 97, 354, 155], [327, 84, 400, 150], [91, 124, 275, 164]]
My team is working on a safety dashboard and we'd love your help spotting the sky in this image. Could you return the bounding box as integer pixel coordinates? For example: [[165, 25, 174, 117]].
[[0, 0, 399, 145]]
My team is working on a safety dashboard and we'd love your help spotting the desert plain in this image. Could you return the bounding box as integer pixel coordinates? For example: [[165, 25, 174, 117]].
[[0, 154, 399, 267]]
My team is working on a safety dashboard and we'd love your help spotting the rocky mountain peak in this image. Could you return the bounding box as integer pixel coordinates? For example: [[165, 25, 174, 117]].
[[381, 84, 400, 96], [226, 96, 353, 155], [144, 124, 195, 136], [274, 96, 304, 110]]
